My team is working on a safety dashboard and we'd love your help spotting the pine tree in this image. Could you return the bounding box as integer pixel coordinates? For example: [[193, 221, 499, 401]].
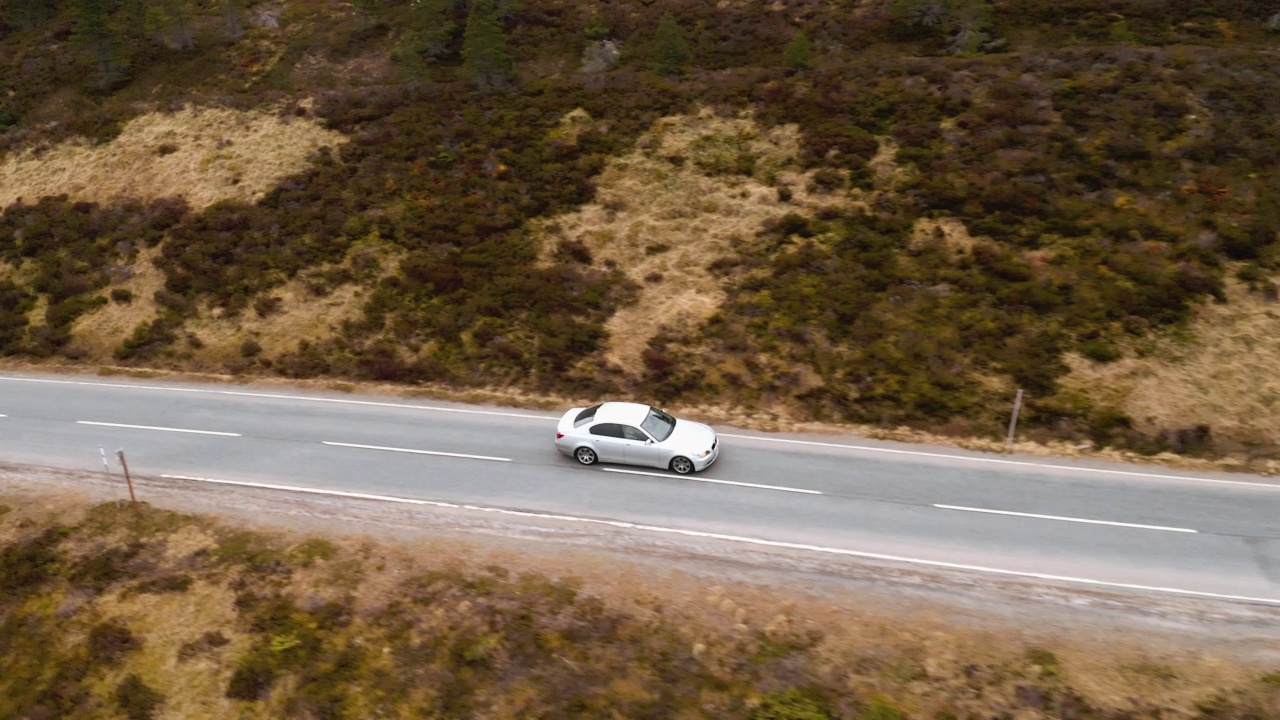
[[222, 0, 245, 40], [118, 0, 149, 41], [352, 0, 388, 30], [651, 11, 690, 76], [148, 0, 195, 50], [3, 0, 59, 31], [583, 12, 609, 42], [72, 0, 127, 88], [461, 0, 515, 89], [393, 0, 458, 80], [782, 31, 812, 72]]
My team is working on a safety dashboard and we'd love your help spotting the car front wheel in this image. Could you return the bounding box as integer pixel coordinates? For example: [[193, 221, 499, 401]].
[[575, 447, 598, 466], [669, 456, 694, 475]]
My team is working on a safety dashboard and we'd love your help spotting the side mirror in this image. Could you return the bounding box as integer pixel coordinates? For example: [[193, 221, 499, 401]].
[[646, 439, 654, 445]]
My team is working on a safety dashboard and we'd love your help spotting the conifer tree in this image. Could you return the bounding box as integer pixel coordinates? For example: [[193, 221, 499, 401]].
[[118, 0, 149, 41], [72, 0, 127, 88], [222, 0, 244, 40], [352, 0, 388, 30], [3, 0, 59, 31], [148, 0, 195, 50], [461, 0, 515, 89], [394, 0, 458, 80], [651, 11, 690, 76], [782, 30, 812, 72]]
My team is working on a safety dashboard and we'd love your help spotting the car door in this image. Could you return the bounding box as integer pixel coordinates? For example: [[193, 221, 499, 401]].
[[621, 425, 663, 468], [588, 423, 628, 462]]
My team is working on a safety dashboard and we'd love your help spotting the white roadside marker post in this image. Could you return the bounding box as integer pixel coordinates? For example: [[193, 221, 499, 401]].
[[1005, 388, 1024, 454]]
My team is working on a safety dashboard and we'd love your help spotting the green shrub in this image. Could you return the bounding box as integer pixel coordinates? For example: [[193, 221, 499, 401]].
[[753, 688, 830, 720], [0, 526, 68, 596], [88, 621, 140, 665], [1026, 647, 1060, 677], [116, 674, 164, 720]]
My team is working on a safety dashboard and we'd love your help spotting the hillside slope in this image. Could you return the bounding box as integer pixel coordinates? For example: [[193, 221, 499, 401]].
[[2, 0, 1280, 462]]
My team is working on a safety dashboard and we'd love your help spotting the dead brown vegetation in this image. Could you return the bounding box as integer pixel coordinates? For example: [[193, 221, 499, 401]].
[[0, 106, 345, 211]]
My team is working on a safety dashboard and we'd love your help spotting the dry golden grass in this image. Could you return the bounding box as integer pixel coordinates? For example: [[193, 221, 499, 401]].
[[0, 105, 346, 211], [867, 137, 916, 191], [70, 245, 167, 356], [66, 239, 400, 367], [533, 107, 843, 371], [93, 580, 248, 719], [180, 241, 404, 363], [186, 281, 366, 361], [1061, 275, 1280, 465]]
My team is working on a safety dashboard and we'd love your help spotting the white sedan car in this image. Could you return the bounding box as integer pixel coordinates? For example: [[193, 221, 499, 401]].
[[554, 402, 720, 474]]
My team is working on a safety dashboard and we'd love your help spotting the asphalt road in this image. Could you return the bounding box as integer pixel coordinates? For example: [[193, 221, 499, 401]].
[[2, 371, 1279, 605]]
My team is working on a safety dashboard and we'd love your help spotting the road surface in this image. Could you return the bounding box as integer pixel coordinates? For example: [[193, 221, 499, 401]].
[[1, 371, 1278, 605]]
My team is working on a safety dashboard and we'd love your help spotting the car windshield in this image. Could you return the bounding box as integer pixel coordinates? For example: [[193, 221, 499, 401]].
[[640, 407, 676, 442]]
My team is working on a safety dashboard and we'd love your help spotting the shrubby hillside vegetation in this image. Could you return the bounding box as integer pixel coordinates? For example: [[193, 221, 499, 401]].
[[2, 0, 1280, 460], [2, 495, 1278, 719]]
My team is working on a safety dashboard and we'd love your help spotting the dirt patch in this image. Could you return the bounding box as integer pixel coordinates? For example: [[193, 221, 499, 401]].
[[0, 105, 346, 211]]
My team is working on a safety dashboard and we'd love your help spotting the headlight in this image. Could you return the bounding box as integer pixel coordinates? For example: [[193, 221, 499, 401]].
[[696, 450, 711, 458]]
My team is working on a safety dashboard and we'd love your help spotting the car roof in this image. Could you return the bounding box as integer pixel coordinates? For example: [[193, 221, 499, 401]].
[[595, 401, 651, 425]]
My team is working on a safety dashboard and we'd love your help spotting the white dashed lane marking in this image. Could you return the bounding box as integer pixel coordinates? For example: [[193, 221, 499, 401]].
[[76, 421, 241, 437], [322, 441, 511, 463], [602, 467, 821, 494], [933, 504, 1199, 533]]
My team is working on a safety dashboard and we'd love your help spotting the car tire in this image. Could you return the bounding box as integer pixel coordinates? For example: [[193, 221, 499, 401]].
[[575, 447, 598, 466], [669, 456, 694, 475]]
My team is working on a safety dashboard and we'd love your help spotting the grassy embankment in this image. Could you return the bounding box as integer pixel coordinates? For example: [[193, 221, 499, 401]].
[[2, 491, 1278, 720]]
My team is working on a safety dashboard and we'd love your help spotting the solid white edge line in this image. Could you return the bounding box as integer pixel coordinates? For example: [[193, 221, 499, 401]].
[[157, 473, 1280, 606], [0, 376, 553, 421], [933, 504, 1198, 533], [322, 440, 511, 463], [76, 420, 241, 437], [602, 467, 821, 494], [721, 433, 1280, 490]]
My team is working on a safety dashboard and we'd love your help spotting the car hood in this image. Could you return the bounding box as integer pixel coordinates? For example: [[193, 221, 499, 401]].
[[662, 420, 716, 453]]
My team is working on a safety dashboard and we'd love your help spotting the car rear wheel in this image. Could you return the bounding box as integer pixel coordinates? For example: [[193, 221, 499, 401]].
[[669, 456, 694, 475], [575, 447, 598, 466]]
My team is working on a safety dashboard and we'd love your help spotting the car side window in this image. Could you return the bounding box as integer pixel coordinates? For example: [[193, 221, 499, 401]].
[[620, 425, 649, 441], [589, 423, 624, 438]]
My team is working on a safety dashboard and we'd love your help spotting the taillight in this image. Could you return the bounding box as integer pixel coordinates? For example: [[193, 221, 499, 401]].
[[556, 432, 565, 439]]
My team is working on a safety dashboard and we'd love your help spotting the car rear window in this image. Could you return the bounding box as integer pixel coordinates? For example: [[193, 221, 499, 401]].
[[574, 404, 602, 427]]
